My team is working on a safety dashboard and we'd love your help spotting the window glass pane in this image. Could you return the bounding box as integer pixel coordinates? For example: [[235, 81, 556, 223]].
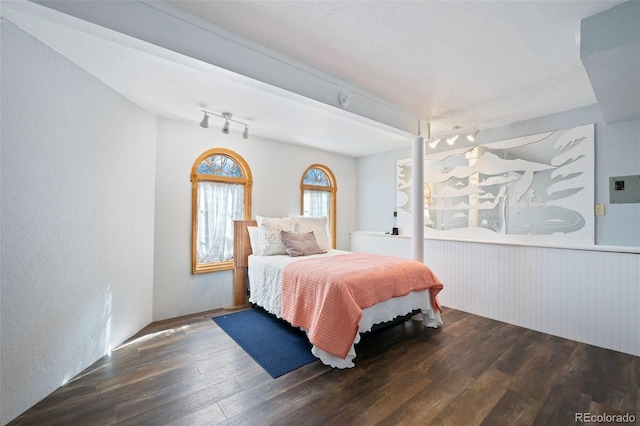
[[198, 154, 244, 177], [197, 181, 244, 263], [303, 168, 329, 186], [303, 189, 329, 219]]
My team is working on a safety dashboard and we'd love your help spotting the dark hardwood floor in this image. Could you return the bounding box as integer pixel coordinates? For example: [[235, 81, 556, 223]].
[[9, 307, 640, 425]]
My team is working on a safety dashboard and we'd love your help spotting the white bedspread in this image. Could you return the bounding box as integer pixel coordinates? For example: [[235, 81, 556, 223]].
[[248, 250, 443, 368]]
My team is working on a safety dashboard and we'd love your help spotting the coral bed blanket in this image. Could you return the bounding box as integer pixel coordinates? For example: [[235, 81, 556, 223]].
[[281, 252, 443, 359]]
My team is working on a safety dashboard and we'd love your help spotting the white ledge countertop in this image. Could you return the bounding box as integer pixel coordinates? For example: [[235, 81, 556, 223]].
[[350, 230, 640, 255]]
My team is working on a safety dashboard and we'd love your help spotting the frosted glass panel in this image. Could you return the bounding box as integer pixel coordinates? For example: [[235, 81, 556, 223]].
[[397, 124, 594, 244]]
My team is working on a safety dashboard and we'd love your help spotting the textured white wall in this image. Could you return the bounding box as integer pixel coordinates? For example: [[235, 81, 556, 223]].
[[356, 146, 409, 234], [1, 21, 157, 425], [153, 119, 357, 321]]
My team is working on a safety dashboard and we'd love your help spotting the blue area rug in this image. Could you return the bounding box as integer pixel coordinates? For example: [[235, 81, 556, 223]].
[[212, 307, 317, 378]]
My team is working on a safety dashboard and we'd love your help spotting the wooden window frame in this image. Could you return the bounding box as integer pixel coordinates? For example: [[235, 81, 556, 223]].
[[191, 148, 252, 274], [300, 164, 337, 249]]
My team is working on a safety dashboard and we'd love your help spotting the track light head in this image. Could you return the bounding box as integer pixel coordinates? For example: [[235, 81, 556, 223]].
[[467, 128, 479, 142], [221, 113, 232, 134], [428, 138, 440, 149], [446, 134, 459, 145], [242, 125, 249, 140], [199, 113, 209, 128]]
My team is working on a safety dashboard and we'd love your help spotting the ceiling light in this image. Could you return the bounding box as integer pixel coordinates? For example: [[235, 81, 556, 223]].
[[446, 134, 459, 145], [428, 138, 440, 149], [199, 113, 209, 128], [467, 128, 479, 142], [199, 110, 249, 139]]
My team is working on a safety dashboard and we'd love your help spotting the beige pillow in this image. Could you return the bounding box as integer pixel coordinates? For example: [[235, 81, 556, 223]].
[[280, 231, 325, 257]]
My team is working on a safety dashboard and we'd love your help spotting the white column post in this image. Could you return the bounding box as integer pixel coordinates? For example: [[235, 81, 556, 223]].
[[412, 134, 424, 262]]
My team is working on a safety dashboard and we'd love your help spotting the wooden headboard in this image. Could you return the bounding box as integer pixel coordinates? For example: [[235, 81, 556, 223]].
[[232, 220, 257, 307]]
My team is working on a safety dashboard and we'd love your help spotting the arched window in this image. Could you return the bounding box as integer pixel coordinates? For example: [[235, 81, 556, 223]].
[[300, 164, 336, 249], [191, 148, 252, 273]]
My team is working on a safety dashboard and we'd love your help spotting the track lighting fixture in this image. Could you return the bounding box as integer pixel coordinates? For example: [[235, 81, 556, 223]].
[[429, 126, 480, 149], [199, 110, 249, 139]]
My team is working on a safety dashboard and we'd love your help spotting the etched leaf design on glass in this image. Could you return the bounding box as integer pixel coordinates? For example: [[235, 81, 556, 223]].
[[198, 154, 244, 177], [304, 168, 329, 186]]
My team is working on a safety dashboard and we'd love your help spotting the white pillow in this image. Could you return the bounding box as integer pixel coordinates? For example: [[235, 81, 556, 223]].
[[256, 215, 296, 256], [247, 226, 262, 255], [293, 216, 330, 251]]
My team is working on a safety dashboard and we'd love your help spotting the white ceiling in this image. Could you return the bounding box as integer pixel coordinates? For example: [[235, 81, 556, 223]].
[[2, 0, 624, 157]]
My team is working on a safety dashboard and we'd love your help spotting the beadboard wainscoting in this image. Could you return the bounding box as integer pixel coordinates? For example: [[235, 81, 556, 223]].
[[351, 232, 640, 357]]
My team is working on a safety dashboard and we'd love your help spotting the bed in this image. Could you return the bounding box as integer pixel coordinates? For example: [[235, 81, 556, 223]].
[[233, 218, 443, 368]]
